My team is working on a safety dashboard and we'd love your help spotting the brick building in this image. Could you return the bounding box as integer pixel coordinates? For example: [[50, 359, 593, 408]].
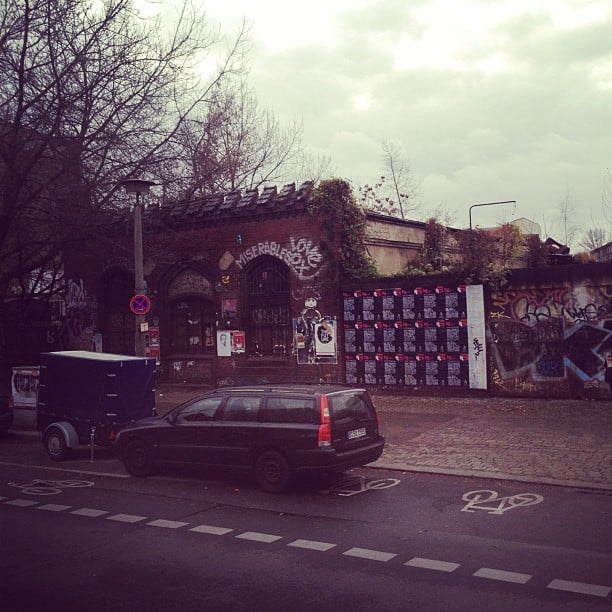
[[67, 182, 358, 385]]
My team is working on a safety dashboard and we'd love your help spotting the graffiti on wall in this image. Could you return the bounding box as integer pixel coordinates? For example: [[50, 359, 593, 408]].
[[342, 285, 486, 388], [235, 238, 323, 280], [489, 284, 612, 396]]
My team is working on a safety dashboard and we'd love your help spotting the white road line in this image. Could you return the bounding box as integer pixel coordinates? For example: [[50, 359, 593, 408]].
[[4, 499, 38, 507], [288, 539, 336, 552], [236, 531, 282, 543], [0, 461, 129, 478], [406, 557, 460, 573], [7, 498, 611, 601], [343, 547, 396, 562], [147, 519, 189, 529], [70, 508, 108, 517], [474, 567, 532, 584], [190, 524, 234, 536], [547, 579, 611, 598], [37, 504, 71, 512], [106, 513, 147, 523]]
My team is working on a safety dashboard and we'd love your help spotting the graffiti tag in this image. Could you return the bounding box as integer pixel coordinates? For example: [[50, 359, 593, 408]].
[[235, 238, 323, 279]]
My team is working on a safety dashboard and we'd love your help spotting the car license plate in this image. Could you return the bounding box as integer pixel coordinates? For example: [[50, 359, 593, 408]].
[[347, 427, 366, 440]]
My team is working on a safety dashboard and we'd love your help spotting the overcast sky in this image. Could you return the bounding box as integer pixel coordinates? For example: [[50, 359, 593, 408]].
[[155, 1, 612, 242]]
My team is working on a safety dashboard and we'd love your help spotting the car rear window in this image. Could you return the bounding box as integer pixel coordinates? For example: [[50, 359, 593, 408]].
[[328, 392, 373, 420], [263, 397, 316, 424]]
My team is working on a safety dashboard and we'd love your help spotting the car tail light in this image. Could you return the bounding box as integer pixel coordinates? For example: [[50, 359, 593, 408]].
[[318, 395, 331, 447]]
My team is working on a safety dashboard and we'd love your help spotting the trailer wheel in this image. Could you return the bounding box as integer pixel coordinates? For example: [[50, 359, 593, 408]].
[[123, 439, 155, 477], [44, 427, 72, 461]]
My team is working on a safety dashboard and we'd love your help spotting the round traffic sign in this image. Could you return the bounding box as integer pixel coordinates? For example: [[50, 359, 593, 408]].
[[130, 294, 151, 315]]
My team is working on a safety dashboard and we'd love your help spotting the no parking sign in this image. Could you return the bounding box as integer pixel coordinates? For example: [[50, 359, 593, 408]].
[[130, 294, 151, 315]]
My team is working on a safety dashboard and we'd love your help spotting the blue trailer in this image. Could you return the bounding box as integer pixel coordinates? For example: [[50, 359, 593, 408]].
[[37, 351, 156, 461]]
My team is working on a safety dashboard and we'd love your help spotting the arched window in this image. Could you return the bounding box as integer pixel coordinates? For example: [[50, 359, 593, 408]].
[[244, 257, 291, 358]]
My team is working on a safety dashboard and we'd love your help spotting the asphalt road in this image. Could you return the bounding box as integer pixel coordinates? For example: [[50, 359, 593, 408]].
[[1, 439, 611, 611]]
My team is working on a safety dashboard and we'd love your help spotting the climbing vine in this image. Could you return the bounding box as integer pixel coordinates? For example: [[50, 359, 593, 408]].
[[308, 178, 377, 279]]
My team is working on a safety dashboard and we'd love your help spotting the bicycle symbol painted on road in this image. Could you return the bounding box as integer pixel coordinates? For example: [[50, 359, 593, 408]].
[[461, 489, 543, 515], [8, 479, 95, 496], [324, 475, 400, 496]]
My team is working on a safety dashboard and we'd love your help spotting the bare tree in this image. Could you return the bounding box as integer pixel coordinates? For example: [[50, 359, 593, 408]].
[[0, 0, 250, 281], [0, 0, 249, 359], [602, 168, 612, 227], [359, 138, 420, 219], [172, 79, 308, 199], [579, 228, 610, 252], [558, 189, 579, 249]]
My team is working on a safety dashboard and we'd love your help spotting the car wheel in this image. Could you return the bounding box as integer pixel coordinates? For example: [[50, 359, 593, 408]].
[[254, 450, 293, 493], [44, 428, 71, 461], [123, 439, 155, 477]]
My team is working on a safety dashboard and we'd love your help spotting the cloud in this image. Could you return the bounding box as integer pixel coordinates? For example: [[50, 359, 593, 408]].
[[167, 0, 612, 236]]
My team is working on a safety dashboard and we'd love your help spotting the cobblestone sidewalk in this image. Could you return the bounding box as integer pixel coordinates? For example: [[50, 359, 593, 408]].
[[371, 395, 612, 491]]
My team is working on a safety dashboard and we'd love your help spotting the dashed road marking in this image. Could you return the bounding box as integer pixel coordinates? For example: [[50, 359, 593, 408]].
[[548, 579, 611, 598], [236, 531, 282, 543], [4, 498, 38, 507], [106, 513, 147, 523], [406, 557, 460, 572], [37, 503, 71, 512], [343, 547, 396, 562], [3, 496, 610, 600], [70, 508, 108, 517], [147, 519, 189, 529], [288, 539, 336, 552], [190, 524, 233, 536], [474, 567, 532, 584]]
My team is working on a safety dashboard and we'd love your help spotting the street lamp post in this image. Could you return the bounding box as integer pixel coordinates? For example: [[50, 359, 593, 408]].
[[120, 179, 156, 357], [469, 200, 516, 230]]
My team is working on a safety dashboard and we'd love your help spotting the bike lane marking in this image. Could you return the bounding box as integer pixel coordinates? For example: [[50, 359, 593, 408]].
[[548, 579, 611, 598], [473, 567, 532, 584], [71, 508, 108, 517], [37, 504, 71, 512], [288, 539, 336, 552], [406, 558, 460, 573], [343, 547, 396, 562]]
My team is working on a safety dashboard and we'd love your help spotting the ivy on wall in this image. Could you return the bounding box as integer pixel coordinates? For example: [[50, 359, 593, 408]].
[[308, 178, 377, 279]]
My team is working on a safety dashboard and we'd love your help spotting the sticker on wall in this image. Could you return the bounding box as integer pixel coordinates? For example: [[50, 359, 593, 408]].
[[232, 331, 246, 354], [217, 330, 232, 357], [217, 330, 246, 356]]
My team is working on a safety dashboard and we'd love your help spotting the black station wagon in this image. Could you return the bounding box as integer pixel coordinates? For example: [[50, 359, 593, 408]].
[[115, 385, 385, 492]]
